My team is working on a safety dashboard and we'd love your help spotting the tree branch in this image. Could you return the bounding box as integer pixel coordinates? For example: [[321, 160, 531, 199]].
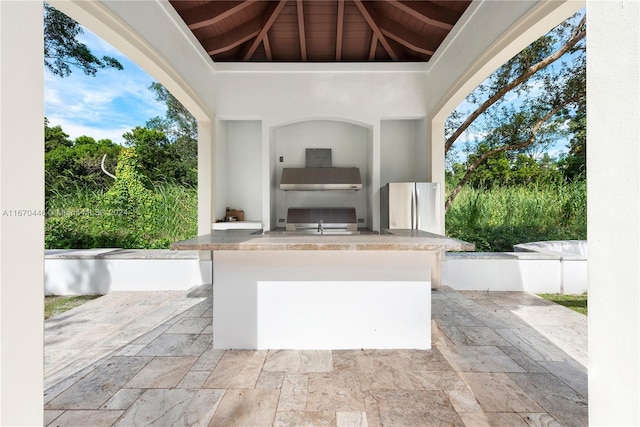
[[445, 98, 579, 211], [445, 15, 586, 154]]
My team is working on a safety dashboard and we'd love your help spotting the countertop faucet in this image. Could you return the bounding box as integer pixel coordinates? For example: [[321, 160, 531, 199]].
[[317, 220, 324, 235]]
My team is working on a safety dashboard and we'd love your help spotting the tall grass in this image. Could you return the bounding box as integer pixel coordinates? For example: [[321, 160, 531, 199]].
[[45, 183, 197, 249], [446, 181, 586, 251]]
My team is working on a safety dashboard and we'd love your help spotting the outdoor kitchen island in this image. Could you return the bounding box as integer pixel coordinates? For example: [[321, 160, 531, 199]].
[[172, 230, 473, 350]]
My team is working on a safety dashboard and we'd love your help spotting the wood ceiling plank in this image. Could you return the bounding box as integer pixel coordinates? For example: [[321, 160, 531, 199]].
[[202, 15, 262, 55], [296, 0, 307, 61], [353, 0, 398, 60], [184, 1, 258, 30], [243, 0, 288, 60], [388, 0, 458, 31], [336, 0, 344, 60]]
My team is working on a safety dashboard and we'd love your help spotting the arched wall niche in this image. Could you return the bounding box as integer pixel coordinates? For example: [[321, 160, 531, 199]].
[[270, 118, 373, 230]]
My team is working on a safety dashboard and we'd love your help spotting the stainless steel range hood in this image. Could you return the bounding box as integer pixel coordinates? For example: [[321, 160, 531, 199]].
[[280, 167, 362, 191]]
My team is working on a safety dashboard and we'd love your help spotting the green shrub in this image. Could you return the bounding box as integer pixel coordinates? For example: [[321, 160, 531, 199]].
[[446, 181, 586, 252], [45, 149, 197, 249]]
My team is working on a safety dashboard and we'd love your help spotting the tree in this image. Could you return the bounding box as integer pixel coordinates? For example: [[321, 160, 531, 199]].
[[445, 12, 586, 210], [560, 97, 586, 180], [45, 119, 122, 197], [44, 117, 72, 152], [44, 3, 123, 77], [144, 83, 198, 186], [147, 82, 197, 140]]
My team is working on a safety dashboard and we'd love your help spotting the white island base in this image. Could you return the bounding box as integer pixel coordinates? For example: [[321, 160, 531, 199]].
[[213, 250, 431, 350]]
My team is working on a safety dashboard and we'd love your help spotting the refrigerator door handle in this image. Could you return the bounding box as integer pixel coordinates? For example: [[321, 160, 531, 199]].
[[414, 185, 419, 230]]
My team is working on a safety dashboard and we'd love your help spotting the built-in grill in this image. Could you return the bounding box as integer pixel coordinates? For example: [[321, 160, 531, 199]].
[[285, 207, 359, 233]]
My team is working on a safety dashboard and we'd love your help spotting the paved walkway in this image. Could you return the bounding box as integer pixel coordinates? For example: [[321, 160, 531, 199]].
[[44, 285, 587, 426]]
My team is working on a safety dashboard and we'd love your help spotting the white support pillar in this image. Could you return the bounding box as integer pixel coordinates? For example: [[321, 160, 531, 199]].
[[198, 119, 215, 265], [427, 116, 446, 235], [197, 119, 215, 236], [0, 1, 45, 425], [587, 1, 640, 425], [371, 121, 381, 231]]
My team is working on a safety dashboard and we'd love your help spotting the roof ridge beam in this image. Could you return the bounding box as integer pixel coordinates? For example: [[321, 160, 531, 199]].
[[353, 0, 399, 60], [388, 0, 458, 31], [184, 1, 258, 30], [243, 0, 288, 60]]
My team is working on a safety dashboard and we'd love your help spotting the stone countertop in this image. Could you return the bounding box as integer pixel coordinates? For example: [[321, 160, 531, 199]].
[[170, 229, 475, 252]]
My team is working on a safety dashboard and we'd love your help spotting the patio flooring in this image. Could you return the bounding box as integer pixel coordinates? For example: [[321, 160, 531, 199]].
[[44, 285, 587, 426]]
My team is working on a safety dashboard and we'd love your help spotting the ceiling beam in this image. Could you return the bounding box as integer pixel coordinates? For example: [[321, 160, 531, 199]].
[[378, 15, 437, 57], [336, 0, 344, 60], [263, 33, 273, 60], [243, 0, 288, 61], [183, 1, 258, 30], [353, 0, 398, 60], [297, 0, 307, 61], [387, 0, 458, 31], [202, 16, 262, 56], [368, 34, 378, 61]]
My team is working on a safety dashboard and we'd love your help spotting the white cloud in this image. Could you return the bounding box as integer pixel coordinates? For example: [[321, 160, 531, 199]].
[[45, 25, 165, 144]]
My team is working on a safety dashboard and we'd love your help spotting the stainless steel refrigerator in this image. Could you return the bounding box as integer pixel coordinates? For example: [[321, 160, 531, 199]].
[[380, 182, 442, 233]]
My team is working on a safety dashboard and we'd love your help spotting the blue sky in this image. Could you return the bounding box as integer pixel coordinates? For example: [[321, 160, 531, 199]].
[[45, 27, 165, 144]]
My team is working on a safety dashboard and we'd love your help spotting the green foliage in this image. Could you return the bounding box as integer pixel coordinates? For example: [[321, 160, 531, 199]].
[[123, 126, 197, 187], [45, 119, 122, 200], [45, 181, 197, 249], [447, 150, 564, 190], [446, 181, 586, 252], [147, 82, 198, 140], [44, 3, 123, 77], [144, 83, 198, 187], [445, 12, 585, 205]]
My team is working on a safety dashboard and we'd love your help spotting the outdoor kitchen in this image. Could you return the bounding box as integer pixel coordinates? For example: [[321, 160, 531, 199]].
[[173, 121, 474, 350]]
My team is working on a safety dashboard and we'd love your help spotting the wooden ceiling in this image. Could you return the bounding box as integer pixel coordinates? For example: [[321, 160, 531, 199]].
[[169, 1, 472, 62]]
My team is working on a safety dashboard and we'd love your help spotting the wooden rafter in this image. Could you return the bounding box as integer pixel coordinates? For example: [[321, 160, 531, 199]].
[[202, 16, 262, 55], [353, 0, 398, 60], [387, 0, 458, 31], [264, 33, 273, 60], [336, 0, 345, 60], [183, 1, 258, 30], [297, 0, 307, 61], [243, 0, 288, 61], [368, 34, 378, 60], [378, 14, 437, 57]]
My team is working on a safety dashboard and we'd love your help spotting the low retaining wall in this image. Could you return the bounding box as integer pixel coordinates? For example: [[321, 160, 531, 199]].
[[443, 250, 587, 294], [46, 244, 587, 296], [45, 249, 212, 295]]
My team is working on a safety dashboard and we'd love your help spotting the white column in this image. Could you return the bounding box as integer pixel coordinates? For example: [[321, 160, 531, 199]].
[[197, 119, 215, 236], [587, 1, 640, 425], [371, 122, 381, 231], [427, 116, 446, 234], [0, 1, 45, 425]]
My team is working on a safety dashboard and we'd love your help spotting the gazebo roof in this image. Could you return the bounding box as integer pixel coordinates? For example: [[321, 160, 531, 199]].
[[169, 0, 472, 62]]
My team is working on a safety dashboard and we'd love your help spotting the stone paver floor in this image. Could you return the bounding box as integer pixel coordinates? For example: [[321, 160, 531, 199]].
[[44, 285, 587, 426]]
